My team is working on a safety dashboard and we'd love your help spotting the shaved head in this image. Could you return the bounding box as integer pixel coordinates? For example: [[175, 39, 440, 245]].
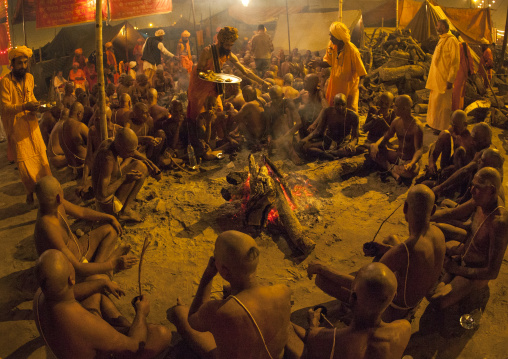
[[475, 167, 502, 193], [147, 88, 158, 102], [379, 92, 394, 109], [395, 95, 412, 110], [36, 249, 74, 299], [35, 176, 63, 209], [471, 122, 492, 150], [450, 110, 467, 134], [120, 93, 131, 107], [283, 73, 294, 85], [405, 184, 436, 223], [333, 93, 347, 106], [114, 127, 138, 155], [243, 86, 257, 102], [304, 74, 319, 92], [269, 85, 283, 102], [214, 230, 260, 277], [352, 262, 397, 314], [480, 148, 504, 174], [69, 101, 84, 119]]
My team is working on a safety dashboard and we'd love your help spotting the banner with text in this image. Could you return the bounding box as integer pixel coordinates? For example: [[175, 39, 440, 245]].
[[109, 0, 172, 21]]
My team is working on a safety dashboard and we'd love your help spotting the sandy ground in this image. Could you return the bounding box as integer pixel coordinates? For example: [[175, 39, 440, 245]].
[[0, 118, 507, 359]]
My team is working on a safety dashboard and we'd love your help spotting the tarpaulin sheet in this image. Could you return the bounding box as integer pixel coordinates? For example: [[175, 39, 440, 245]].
[[363, 0, 421, 28], [108, 0, 172, 21], [35, 0, 105, 28], [441, 6, 492, 44], [272, 10, 363, 52], [228, 4, 305, 25]]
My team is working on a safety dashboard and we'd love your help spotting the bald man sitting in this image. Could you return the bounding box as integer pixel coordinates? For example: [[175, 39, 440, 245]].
[[288, 263, 411, 359], [362, 92, 395, 143], [92, 127, 157, 222], [309, 185, 446, 322], [430, 167, 508, 308], [147, 88, 170, 129], [282, 73, 300, 100], [59, 102, 88, 176], [170, 230, 291, 359], [113, 93, 133, 127], [34, 249, 171, 359], [34, 176, 136, 278], [47, 108, 69, 169], [370, 95, 423, 182], [231, 85, 267, 150]]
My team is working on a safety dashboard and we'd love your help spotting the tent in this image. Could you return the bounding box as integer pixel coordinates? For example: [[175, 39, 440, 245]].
[[405, 0, 492, 45], [33, 21, 143, 98], [363, 0, 421, 28], [272, 10, 364, 53]]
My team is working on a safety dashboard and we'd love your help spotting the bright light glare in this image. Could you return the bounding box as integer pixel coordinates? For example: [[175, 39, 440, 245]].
[[241, 0, 249, 6], [149, 23, 153, 27]]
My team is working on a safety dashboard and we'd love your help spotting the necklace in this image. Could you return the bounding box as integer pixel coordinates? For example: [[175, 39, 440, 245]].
[[462, 206, 504, 261], [11, 74, 26, 104]]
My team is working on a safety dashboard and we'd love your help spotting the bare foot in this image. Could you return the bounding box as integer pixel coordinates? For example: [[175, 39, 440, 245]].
[[430, 282, 451, 300], [110, 243, 132, 259], [118, 208, 143, 223], [176, 297, 185, 306]]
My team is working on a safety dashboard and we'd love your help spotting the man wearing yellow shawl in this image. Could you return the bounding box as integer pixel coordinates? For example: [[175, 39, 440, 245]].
[[177, 30, 193, 73], [426, 19, 460, 132], [311, 22, 366, 113], [0, 46, 51, 204]]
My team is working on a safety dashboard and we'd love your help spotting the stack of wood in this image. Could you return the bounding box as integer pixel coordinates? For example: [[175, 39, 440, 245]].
[[221, 154, 316, 255]]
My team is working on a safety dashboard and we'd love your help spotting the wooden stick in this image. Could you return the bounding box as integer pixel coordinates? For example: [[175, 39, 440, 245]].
[[371, 202, 404, 242], [138, 236, 152, 297]]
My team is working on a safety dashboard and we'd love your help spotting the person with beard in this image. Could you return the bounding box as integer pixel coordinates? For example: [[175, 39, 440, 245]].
[[187, 26, 270, 121], [308, 22, 366, 113], [0, 46, 52, 204], [177, 30, 193, 73], [425, 19, 460, 132], [141, 29, 174, 83]]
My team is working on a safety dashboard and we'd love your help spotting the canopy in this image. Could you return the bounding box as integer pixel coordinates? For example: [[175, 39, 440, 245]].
[[272, 10, 364, 52], [228, 4, 305, 25], [405, 0, 492, 45], [363, 0, 421, 28]]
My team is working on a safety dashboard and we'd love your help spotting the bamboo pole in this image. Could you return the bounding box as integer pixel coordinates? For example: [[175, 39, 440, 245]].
[[96, 0, 108, 141], [499, 5, 508, 71], [286, 0, 291, 53]]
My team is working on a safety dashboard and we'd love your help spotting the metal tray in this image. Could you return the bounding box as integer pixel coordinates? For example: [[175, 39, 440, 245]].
[[198, 72, 242, 83]]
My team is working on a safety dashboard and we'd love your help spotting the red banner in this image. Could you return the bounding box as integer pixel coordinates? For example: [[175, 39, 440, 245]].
[[109, 0, 172, 21], [36, 0, 106, 28]]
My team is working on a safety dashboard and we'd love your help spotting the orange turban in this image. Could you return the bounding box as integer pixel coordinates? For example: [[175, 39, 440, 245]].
[[8, 46, 33, 61], [75, 48, 83, 54], [181, 30, 191, 38], [329, 22, 350, 43], [105, 42, 113, 48]]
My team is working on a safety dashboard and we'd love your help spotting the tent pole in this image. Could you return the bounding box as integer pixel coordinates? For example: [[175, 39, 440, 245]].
[[339, 0, 343, 22], [96, 0, 108, 141], [286, 0, 291, 53], [209, 1, 213, 45], [125, 23, 128, 63], [396, 0, 399, 30], [21, 0, 27, 45], [500, 5, 508, 71], [191, 0, 198, 55]]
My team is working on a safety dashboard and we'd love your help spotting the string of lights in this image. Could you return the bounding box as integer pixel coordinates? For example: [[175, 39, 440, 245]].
[[0, 0, 13, 56]]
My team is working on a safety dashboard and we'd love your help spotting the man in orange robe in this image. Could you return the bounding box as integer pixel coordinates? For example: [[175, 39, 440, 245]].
[[0, 46, 52, 204], [105, 42, 119, 84], [69, 62, 86, 91], [452, 40, 474, 111], [177, 30, 193, 73], [310, 22, 366, 113], [478, 39, 494, 88]]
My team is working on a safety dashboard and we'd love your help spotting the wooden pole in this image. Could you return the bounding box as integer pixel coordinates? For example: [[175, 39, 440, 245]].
[[285, 0, 291, 53], [339, 0, 343, 22], [191, 0, 198, 56], [499, 5, 508, 71], [396, 0, 399, 30], [125, 24, 128, 63], [21, 0, 27, 45], [209, 1, 213, 45], [96, 0, 108, 141]]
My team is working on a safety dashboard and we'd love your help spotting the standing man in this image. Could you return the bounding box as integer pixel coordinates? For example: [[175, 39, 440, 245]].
[[452, 36, 475, 111], [105, 42, 119, 84], [309, 21, 366, 113], [187, 26, 269, 121], [0, 46, 51, 204], [133, 37, 145, 71], [426, 19, 460, 132], [250, 24, 273, 76], [141, 29, 175, 83], [177, 30, 193, 74], [478, 38, 494, 88]]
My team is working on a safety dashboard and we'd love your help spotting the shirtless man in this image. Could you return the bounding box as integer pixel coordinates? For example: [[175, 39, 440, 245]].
[[135, 74, 151, 102], [92, 127, 155, 222], [126, 102, 166, 164], [298, 74, 327, 139], [116, 75, 136, 101], [231, 85, 267, 149], [62, 82, 76, 109], [264, 86, 302, 162], [225, 83, 245, 111], [432, 122, 493, 198], [300, 93, 359, 161], [363, 92, 396, 143], [370, 95, 423, 182], [308, 185, 446, 322], [152, 68, 173, 97], [158, 99, 185, 151], [282, 73, 300, 100], [34, 176, 136, 277], [170, 230, 291, 359], [40, 105, 62, 146], [147, 88, 170, 129], [34, 249, 171, 359], [287, 263, 411, 359], [60, 102, 88, 174], [113, 93, 133, 127], [430, 167, 508, 308], [47, 109, 69, 169]]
